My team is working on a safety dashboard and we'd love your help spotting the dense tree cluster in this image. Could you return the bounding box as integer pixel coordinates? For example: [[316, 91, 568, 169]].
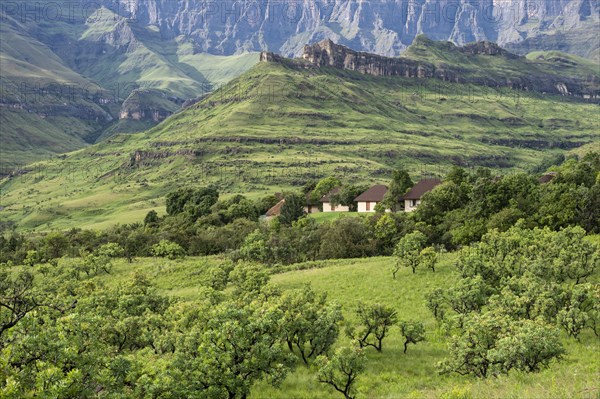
[[431, 225, 599, 377], [0, 260, 346, 398], [415, 153, 600, 248]]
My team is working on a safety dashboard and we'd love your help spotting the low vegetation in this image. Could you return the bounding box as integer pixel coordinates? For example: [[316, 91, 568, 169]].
[[1, 152, 598, 398]]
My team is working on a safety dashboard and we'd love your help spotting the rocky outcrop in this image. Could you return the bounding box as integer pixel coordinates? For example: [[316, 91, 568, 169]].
[[119, 89, 182, 122], [302, 39, 435, 79], [260, 39, 599, 98]]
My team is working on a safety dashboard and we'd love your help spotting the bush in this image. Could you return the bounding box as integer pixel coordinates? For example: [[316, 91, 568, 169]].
[[151, 240, 185, 259]]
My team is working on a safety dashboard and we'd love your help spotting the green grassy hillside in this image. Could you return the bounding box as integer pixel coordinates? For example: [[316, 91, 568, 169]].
[[82, 255, 599, 398], [0, 15, 115, 167], [1, 53, 599, 231], [0, 8, 259, 167]]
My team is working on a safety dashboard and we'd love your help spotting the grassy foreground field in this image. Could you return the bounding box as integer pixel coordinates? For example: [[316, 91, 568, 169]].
[[87, 255, 598, 399]]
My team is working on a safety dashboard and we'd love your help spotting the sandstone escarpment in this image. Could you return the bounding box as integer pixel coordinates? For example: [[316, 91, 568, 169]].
[[260, 39, 599, 98]]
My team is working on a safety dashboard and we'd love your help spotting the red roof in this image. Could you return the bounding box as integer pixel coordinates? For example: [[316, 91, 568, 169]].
[[265, 199, 285, 217], [354, 185, 388, 202], [402, 179, 442, 200]]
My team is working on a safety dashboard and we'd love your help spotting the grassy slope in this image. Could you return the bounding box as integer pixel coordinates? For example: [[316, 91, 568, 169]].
[[405, 36, 600, 82], [1, 56, 599, 233], [0, 15, 111, 167], [1, 56, 599, 231], [84, 255, 599, 399], [0, 8, 259, 168]]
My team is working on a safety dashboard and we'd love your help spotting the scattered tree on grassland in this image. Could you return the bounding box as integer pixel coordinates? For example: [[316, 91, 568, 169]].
[[346, 302, 397, 352], [392, 231, 428, 277], [316, 346, 367, 399], [399, 320, 425, 354], [439, 312, 564, 378], [278, 285, 343, 364]]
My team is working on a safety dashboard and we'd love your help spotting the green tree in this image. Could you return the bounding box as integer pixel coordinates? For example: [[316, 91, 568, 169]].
[[419, 246, 438, 272], [0, 271, 38, 342], [399, 320, 426, 353], [493, 320, 565, 373], [312, 177, 342, 202], [329, 184, 370, 212], [172, 300, 292, 399], [95, 242, 124, 258], [279, 192, 305, 226], [382, 168, 413, 212], [144, 210, 160, 227], [346, 302, 397, 352], [426, 288, 447, 321], [278, 285, 343, 364], [316, 346, 366, 399], [392, 231, 428, 277], [151, 240, 185, 259], [440, 312, 564, 378], [239, 230, 269, 263], [166, 187, 219, 220]]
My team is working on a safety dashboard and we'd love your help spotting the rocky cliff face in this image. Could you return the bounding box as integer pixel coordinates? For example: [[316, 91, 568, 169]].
[[261, 38, 599, 97], [105, 0, 599, 59]]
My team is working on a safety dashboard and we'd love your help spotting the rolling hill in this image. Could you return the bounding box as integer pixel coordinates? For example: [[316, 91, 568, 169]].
[[1, 39, 599, 231]]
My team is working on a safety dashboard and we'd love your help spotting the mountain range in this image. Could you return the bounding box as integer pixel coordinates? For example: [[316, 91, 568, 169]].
[[1, 0, 599, 169]]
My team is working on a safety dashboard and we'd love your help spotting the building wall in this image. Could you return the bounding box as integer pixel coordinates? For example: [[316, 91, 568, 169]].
[[357, 201, 377, 213], [304, 205, 320, 214], [323, 202, 350, 213], [404, 199, 421, 212]]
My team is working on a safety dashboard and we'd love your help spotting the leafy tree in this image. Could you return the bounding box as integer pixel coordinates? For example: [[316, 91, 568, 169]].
[[557, 283, 597, 339], [416, 181, 470, 227], [41, 232, 69, 259], [22, 250, 41, 267], [0, 271, 38, 343], [445, 276, 489, 316], [311, 177, 342, 202], [426, 288, 447, 321], [172, 300, 292, 399], [279, 192, 305, 226], [419, 246, 438, 272], [446, 166, 468, 185], [440, 312, 564, 378], [151, 240, 185, 259], [550, 226, 598, 284], [239, 230, 269, 263], [399, 320, 425, 353], [166, 187, 219, 220], [392, 231, 427, 277], [493, 319, 565, 373], [319, 218, 375, 260], [316, 346, 366, 399], [346, 302, 397, 352], [382, 168, 413, 212], [144, 210, 160, 227], [278, 285, 343, 364], [228, 262, 271, 297], [256, 194, 280, 215], [95, 242, 124, 258]]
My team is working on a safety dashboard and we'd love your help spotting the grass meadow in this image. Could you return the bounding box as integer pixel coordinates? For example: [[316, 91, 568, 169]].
[[82, 254, 599, 399]]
